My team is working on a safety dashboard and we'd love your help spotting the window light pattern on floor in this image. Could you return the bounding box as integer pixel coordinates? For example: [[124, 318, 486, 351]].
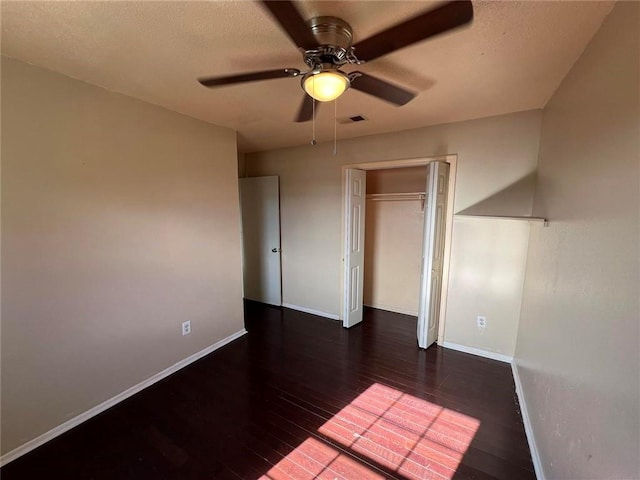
[[260, 383, 480, 479]]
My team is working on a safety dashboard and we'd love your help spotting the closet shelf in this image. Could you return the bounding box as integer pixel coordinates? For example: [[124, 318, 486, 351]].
[[366, 192, 425, 200], [455, 214, 548, 226]]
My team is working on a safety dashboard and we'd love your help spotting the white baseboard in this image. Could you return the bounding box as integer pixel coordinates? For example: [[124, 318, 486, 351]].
[[441, 341, 513, 363], [511, 361, 545, 480], [364, 303, 418, 317], [282, 303, 340, 321], [0, 328, 248, 467]]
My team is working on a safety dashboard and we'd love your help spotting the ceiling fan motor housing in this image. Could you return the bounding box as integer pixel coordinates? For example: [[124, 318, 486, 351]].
[[305, 16, 355, 68], [309, 16, 353, 49]]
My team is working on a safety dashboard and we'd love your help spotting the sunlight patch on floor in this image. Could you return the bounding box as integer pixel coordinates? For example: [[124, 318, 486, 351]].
[[319, 383, 480, 479], [260, 436, 385, 480], [260, 383, 480, 480]]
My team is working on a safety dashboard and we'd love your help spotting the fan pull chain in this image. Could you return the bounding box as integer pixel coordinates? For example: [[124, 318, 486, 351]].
[[311, 97, 317, 146], [333, 98, 338, 156]]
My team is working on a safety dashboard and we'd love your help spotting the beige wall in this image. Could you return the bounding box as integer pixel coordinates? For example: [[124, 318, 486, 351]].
[[516, 2, 639, 478], [237, 151, 247, 178], [247, 109, 542, 356], [364, 167, 426, 316], [366, 166, 427, 194], [1, 57, 244, 455], [364, 199, 424, 316], [446, 217, 530, 356]]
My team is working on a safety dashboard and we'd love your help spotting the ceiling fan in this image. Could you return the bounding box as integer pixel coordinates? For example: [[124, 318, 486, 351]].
[[198, 0, 473, 122]]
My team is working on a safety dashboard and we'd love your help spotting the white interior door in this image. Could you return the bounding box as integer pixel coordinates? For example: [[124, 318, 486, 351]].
[[239, 176, 282, 306], [417, 162, 450, 348], [343, 169, 366, 328]]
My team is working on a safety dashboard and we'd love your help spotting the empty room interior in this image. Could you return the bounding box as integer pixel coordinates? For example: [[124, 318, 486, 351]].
[[1, 1, 638, 479]]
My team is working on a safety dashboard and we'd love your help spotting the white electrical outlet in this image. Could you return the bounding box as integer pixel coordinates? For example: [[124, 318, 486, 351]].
[[477, 316, 486, 328], [182, 320, 191, 336]]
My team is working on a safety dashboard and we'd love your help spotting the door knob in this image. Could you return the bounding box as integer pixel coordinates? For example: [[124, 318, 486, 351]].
[[271, 248, 279, 253]]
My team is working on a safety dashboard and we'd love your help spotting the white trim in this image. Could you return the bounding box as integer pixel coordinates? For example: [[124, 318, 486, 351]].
[[511, 361, 545, 480], [343, 155, 453, 170], [282, 303, 340, 321], [364, 303, 418, 317], [0, 328, 248, 467], [441, 341, 513, 363]]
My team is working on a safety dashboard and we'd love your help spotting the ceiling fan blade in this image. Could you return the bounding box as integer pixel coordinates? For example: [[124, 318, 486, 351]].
[[350, 72, 416, 106], [352, 0, 473, 62], [198, 68, 300, 87], [260, 0, 318, 50], [295, 94, 318, 123]]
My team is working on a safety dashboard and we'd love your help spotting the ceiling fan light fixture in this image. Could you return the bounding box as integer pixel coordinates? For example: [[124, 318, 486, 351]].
[[303, 70, 349, 102]]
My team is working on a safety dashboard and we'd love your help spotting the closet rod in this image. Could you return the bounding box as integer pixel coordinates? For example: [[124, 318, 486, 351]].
[[365, 192, 425, 201], [366, 192, 426, 211]]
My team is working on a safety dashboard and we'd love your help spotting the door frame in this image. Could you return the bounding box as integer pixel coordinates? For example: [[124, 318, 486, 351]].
[[340, 155, 457, 345], [239, 175, 283, 307]]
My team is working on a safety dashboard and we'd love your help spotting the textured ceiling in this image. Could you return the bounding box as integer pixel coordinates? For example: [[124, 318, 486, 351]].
[[1, 1, 614, 153]]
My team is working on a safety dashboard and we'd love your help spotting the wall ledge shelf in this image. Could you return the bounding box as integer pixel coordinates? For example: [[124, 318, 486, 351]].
[[455, 214, 548, 226]]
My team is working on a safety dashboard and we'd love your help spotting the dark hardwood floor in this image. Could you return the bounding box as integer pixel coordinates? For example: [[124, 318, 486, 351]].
[[1, 302, 535, 479]]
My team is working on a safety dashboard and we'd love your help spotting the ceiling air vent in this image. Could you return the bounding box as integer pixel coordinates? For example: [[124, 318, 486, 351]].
[[337, 115, 367, 125]]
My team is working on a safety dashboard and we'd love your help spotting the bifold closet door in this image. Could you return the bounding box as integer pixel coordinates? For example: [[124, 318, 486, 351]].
[[343, 169, 366, 328], [417, 162, 450, 349]]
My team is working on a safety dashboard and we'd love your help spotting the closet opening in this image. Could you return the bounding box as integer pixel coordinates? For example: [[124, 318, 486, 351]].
[[341, 156, 456, 349], [364, 166, 427, 318]]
